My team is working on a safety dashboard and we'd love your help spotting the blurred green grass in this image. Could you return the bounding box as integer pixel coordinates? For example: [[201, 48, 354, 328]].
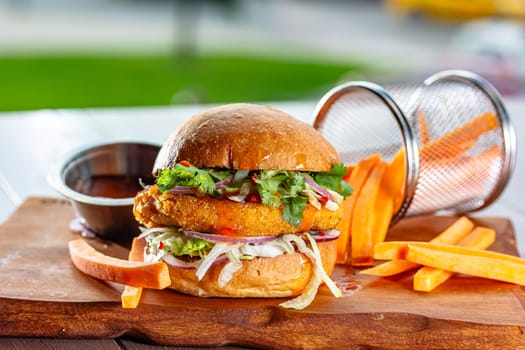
[[0, 54, 369, 111]]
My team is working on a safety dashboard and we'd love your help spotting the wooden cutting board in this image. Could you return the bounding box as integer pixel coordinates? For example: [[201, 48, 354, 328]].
[[1, 197, 524, 349]]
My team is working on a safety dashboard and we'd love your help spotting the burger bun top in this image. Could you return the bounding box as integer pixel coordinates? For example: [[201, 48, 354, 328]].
[[154, 103, 339, 173]]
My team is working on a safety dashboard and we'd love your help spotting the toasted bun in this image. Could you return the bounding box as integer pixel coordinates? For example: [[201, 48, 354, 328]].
[[166, 240, 337, 298], [154, 103, 339, 173]]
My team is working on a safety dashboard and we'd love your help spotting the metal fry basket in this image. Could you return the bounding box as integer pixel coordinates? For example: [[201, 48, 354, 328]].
[[313, 70, 516, 223]]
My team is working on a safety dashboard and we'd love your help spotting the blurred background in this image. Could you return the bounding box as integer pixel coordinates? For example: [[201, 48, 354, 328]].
[[1, 0, 525, 111]]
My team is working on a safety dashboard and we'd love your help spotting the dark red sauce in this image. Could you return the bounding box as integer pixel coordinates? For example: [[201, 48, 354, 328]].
[[73, 175, 154, 199]]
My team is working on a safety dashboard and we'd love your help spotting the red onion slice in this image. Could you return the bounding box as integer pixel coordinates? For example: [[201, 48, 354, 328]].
[[310, 230, 340, 242], [215, 180, 229, 190], [183, 230, 277, 244], [168, 186, 197, 195], [303, 175, 332, 201], [215, 174, 234, 190]]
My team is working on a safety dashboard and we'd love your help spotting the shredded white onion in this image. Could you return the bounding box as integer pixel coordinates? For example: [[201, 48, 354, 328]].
[[305, 233, 342, 298], [196, 243, 241, 280], [227, 182, 253, 202], [218, 261, 243, 287], [325, 200, 339, 211], [278, 233, 342, 309], [279, 234, 323, 310], [327, 189, 343, 203], [303, 188, 322, 210]]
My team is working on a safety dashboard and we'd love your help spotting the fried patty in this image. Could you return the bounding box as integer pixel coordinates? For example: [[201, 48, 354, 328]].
[[134, 185, 343, 236]]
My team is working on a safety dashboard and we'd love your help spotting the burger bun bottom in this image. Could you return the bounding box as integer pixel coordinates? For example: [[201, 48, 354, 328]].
[[167, 239, 337, 298]]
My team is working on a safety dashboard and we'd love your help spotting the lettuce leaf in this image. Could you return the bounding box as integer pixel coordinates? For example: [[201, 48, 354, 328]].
[[156, 163, 222, 194], [148, 230, 214, 258], [166, 236, 214, 257]]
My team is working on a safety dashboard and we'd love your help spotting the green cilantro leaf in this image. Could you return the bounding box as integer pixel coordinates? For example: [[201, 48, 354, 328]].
[[312, 163, 353, 198], [288, 172, 305, 197], [330, 162, 348, 177], [255, 170, 307, 226], [254, 171, 288, 207], [209, 169, 234, 182], [281, 196, 307, 227]]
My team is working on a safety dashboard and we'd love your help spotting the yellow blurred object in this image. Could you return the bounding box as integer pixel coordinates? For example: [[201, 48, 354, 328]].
[[385, 0, 525, 21]]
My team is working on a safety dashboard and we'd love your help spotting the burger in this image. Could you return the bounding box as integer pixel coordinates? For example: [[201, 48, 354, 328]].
[[133, 103, 352, 309]]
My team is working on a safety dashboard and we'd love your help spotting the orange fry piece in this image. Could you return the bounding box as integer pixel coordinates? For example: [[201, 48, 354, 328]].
[[359, 259, 420, 276], [121, 284, 143, 309], [418, 146, 501, 211], [373, 216, 474, 261], [420, 111, 498, 161], [389, 149, 406, 214], [417, 110, 431, 145], [405, 242, 525, 286], [371, 185, 394, 248], [351, 161, 388, 266], [373, 150, 406, 246], [363, 217, 474, 276], [121, 238, 148, 308], [413, 226, 495, 292], [68, 239, 171, 289], [336, 153, 381, 264], [429, 216, 474, 245]]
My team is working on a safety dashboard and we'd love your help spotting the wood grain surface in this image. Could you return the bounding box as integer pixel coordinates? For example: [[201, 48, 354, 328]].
[[0, 197, 524, 349]]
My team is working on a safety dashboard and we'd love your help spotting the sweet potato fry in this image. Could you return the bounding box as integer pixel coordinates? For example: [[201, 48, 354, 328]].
[[372, 241, 410, 261], [372, 216, 473, 261], [363, 217, 474, 276], [371, 187, 394, 248], [429, 216, 474, 244], [417, 110, 431, 145], [413, 226, 495, 292], [405, 242, 525, 286], [351, 161, 388, 266], [418, 146, 501, 211], [68, 239, 171, 289], [121, 238, 147, 308], [359, 258, 420, 276], [373, 150, 406, 246], [121, 284, 143, 308], [335, 153, 381, 264], [389, 149, 406, 214], [420, 111, 498, 161], [453, 226, 496, 248]]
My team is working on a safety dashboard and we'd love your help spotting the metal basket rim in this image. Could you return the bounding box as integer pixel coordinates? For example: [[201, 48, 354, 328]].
[[312, 81, 420, 224], [423, 69, 517, 212]]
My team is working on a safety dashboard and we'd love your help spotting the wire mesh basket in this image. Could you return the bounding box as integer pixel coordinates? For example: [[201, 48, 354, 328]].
[[313, 70, 516, 223]]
